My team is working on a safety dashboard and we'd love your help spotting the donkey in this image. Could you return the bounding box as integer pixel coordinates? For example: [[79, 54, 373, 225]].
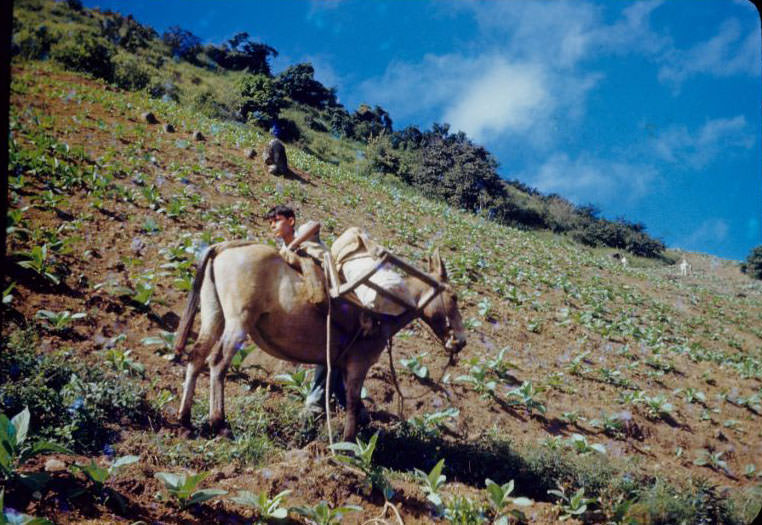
[[173, 243, 466, 440]]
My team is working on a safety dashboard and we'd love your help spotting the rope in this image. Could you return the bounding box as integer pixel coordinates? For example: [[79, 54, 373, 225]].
[[325, 296, 334, 452], [387, 338, 405, 420], [362, 501, 405, 525]]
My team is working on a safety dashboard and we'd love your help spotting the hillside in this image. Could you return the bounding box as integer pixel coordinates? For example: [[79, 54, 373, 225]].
[[9, 0, 668, 259], [3, 58, 762, 524]]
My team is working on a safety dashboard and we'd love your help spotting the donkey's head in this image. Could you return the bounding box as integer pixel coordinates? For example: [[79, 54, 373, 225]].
[[420, 248, 467, 356]]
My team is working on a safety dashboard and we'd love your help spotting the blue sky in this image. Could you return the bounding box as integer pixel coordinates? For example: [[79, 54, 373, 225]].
[[81, 0, 762, 261]]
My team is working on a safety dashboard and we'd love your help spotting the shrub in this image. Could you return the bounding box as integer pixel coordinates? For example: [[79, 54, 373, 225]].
[[148, 76, 180, 102], [12, 24, 55, 60], [0, 329, 151, 453], [112, 51, 151, 91], [50, 32, 115, 81], [192, 89, 235, 120], [238, 73, 283, 125], [741, 245, 762, 279], [351, 104, 393, 142]]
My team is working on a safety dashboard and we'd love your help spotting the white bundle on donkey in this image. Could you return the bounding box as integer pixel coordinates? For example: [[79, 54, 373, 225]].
[[330, 227, 414, 315]]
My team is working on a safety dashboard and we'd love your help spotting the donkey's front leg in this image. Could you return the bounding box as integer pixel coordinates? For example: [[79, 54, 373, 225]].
[[342, 361, 370, 441]]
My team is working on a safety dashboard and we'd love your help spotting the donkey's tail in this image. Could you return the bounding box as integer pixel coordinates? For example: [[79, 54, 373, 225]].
[[173, 245, 217, 361], [173, 240, 261, 361]]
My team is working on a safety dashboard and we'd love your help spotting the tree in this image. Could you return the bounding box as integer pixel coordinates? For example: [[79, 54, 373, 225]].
[[275, 63, 336, 108], [205, 35, 278, 75], [411, 123, 506, 213], [351, 104, 393, 141], [162, 25, 201, 61], [238, 74, 284, 125], [742, 245, 762, 279]]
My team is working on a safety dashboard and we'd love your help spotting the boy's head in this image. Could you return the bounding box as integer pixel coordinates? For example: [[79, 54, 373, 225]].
[[266, 205, 296, 243]]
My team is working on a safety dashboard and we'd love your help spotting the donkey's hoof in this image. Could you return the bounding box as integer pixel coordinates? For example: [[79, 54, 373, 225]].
[[217, 426, 234, 439], [358, 405, 371, 426], [210, 420, 234, 439]]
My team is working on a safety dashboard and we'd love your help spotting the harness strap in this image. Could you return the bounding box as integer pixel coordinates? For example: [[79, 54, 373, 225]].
[[387, 338, 405, 420]]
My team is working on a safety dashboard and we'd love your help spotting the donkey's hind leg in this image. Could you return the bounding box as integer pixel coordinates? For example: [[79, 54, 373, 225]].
[[208, 321, 248, 437], [178, 280, 224, 429]]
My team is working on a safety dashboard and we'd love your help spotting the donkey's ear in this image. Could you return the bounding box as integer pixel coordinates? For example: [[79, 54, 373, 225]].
[[430, 247, 448, 282]]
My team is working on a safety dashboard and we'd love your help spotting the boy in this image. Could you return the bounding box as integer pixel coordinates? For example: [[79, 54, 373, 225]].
[[265, 205, 345, 413]]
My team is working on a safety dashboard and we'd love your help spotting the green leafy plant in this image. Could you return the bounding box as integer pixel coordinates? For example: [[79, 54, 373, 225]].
[[329, 432, 392, 499], [230, 344, 256, 375], [6, 207, 30, 238], [103, 349, 145, 377], [15, 245, 60, 285], [693, 449, 730, 474], [150, 389, 176, 413], [565, 351, 590, 376], [565, 433, 606, 456], [292, 501, 362, 525], [230, 489, 291, 520], [407, 407, 459, 436], [442, 495, 486, 524], [477, 298, 492, 318], [642, 394, 674, 420], [485, 478, 532, 524], [0, 408, 72, 482], [589, 412, 625, 438], [548, 485, 597, 521], [485, 346, 518, 380], [154, 471, 227, 509], [35, 310, 86, 331], [141, 331, 176, 358], [679, 387, 706, 405], [274, 367, 313, 401], [72, 455, 139, 505], [505, 381, 546, 416], [400, 353, 429, 379], [560, 411, 584, 425], [455, 361, 496, 399], [413, 458, 446, 510]]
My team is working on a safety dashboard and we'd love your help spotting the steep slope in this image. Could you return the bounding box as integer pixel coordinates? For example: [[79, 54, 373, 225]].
[[4, 63, 762, 524]]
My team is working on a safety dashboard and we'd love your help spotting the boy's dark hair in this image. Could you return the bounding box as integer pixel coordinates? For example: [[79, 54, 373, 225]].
[[265, 205, 295, 221]]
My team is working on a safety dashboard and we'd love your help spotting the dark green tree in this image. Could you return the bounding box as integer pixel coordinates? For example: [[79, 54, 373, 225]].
[[276, 63, 336, 108], [742, 245, 762, 279], [162, 25, 201, 61], [351, 104, 393, 141], [238, 74, 284, 125], [205, 35, 278, 75], [412, 123, 505, 213]]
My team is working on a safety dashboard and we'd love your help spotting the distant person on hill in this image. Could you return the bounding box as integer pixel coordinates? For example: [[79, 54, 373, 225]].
[[265, 205, 345, 414]]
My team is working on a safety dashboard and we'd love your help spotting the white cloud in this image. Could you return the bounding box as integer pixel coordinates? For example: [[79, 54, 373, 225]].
[[443, 61, 549, 142], [454, 0, 668, 67], [356, 1, 666, 149], [682, 218, 730, 248], [658, 18, 761, 88], [526, 153, 660, 208], [650, 116, 754, 169], [357, 51, 600, 148]]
